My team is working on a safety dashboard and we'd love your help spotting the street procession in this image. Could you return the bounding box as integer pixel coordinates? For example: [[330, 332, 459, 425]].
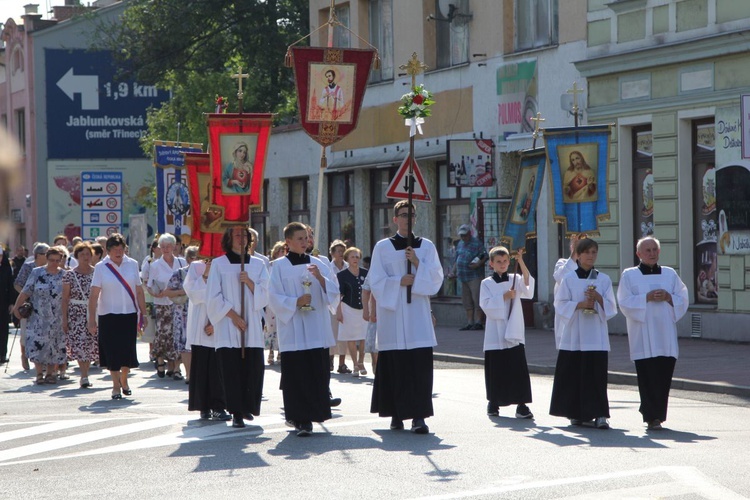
[[1, 1, 750, 498]]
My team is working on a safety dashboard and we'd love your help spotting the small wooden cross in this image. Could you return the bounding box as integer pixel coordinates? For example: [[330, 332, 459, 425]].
[[399, 52, 428, 88], [232, 66, 250, 99]]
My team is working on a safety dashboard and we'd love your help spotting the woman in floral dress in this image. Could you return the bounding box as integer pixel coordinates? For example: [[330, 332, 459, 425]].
[[166, 246, 198, 383], [62, 242, 97, 388], [13, 247, 66, 385]]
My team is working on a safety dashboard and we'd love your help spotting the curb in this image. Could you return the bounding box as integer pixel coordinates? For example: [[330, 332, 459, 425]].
[[433, 353, 750, 398]]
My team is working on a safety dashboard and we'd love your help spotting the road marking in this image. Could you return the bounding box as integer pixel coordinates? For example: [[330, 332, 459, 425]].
[[412, 466, 746, 500], [0, 419, 107, 443]]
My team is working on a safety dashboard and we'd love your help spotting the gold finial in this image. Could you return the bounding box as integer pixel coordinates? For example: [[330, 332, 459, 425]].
[[531, 112, 545, 139], [232, 66, 250, 99], [399, 52, 428, 88], [567, 81, 584, 114]]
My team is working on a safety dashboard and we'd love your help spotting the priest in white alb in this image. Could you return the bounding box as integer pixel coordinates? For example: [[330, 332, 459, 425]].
[[617, 236, 688, 430], [268, 222, 340, 437], [206, 226, 269, 429], [369, 200, 444, 435]]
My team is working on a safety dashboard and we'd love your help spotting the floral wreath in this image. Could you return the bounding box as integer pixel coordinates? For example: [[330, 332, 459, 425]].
[[398, 84, 434, 120], [215, 95, 229, 113]]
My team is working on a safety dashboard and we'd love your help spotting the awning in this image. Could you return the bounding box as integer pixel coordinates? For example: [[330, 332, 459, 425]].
[[326, 139, 447, 171]]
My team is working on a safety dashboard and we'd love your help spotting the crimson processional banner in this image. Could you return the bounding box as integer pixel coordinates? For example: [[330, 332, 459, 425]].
[[184, 152, 223, 258], [206, 113, 273, 224], [153, 141, 203, 242], [290, 47, 375, 148], [502, 148, 546, 250], [544, 125, 612, 235]]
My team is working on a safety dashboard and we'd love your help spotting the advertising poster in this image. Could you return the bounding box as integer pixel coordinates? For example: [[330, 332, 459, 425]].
[[496, 59, 537, 140], [447, 139, 495, 187]]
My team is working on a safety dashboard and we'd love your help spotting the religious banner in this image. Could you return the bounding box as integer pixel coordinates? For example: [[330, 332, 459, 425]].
[[206, 113, 273, 224], [501, 148, 546, 250], [447, 139, 495, 187], [544, 125, 612, 235], [184, 152, 223, 258], [289, 46, 375, 150], [153, 141, 202, 243]]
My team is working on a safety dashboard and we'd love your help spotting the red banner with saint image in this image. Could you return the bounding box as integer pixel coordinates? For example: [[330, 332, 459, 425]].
[[290, 47, 375, 147], [206, 113, 273, 223], [184, 152, 223, 258]]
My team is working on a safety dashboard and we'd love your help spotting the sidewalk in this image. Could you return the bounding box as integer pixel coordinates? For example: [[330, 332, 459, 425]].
[[434, 325, 750, 397]]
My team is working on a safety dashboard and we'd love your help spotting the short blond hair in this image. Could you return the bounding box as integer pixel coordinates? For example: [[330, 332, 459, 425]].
[[343, 246, 362, 261]]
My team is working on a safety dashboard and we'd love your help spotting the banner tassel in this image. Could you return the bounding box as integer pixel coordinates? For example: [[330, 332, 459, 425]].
[[320, 151, 327, 170], [373, 54, 381, 70], [284, 49, 293, 68]]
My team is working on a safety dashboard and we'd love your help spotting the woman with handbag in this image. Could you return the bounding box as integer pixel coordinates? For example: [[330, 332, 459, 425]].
[[88, 234, 147, 399], [165, 245, 198, 383], [13, 247, 66, 385], [62, 242, 97, 388]]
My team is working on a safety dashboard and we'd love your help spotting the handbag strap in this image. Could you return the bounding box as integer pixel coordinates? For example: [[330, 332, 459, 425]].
[[105, 262, 138, 311]]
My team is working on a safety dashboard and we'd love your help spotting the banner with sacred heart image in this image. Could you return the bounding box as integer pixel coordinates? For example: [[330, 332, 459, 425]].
[[544, 125, 612, 236], [502, 148, 546, 250], [206, 113, 273, 224], [290, 47, 375, 150], [184, 152, 223, 258], [153, 141, 203, 243]]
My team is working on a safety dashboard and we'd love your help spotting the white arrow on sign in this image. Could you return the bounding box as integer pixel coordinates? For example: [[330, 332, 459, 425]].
[[57, 68, 99, 110]]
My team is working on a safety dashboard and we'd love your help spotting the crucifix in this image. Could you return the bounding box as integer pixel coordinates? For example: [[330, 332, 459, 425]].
[[398, 52, 428, 303], [531, 112, 545, 149], [567, 81, 584, 127], [232, 66, 250, 114]]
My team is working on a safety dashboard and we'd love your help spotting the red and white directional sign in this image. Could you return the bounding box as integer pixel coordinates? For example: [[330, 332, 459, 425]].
[[386, 156, 431, 201]]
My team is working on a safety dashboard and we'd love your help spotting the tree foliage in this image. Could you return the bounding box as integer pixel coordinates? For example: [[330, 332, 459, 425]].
[[93, 0, 309, 151]]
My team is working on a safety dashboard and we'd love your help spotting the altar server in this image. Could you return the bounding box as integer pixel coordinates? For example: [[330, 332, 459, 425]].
[[480, 246, 535, 419], [269, 222, 340, 437], [552, 234, 580, 349], [551, 238, 617, 429], [206, 226, 269, 428], [369, 200, 444, 434], [617, 236, 688, 430]]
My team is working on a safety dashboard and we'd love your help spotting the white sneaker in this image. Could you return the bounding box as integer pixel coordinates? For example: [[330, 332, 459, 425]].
[[595, 417, 610, 429], [352, 368, 360, 377]]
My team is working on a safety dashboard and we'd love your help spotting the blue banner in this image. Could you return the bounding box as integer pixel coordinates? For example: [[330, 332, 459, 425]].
[[153, 141, 203, 237], [543, 125, 612, 235], [45, 49, 171, 159], [502, 148, 546, 250]]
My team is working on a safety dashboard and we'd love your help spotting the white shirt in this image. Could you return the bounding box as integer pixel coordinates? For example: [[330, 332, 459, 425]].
[[552, 257, 578, 349], [369, 235, 443, 351], [91, 255, 142, 315], [617, 265, 689, 360], [480, 273, 535, 351], [148, 256, 186, 306], [554, 269, 617, 351], [206, 255, 269, 349], [183, 261, 214, 348], [268, 255, 339, 352]]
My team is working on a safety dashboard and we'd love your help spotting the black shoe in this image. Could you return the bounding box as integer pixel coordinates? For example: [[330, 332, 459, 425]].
[[173, 371, 184, 381], [329, 397, 342, 407], [515, 404, 534, 419], [337, 364, 352, 374], [458, 324, 473, 331], [285, 419, 298, 429], [200, 410, 211, 420], [111, 393, 122, 400], [390, 417, 404, 430], [296, 421, 313, 437], [472, 323, 484, 330], [243, 413, 254, 421], [122, 387, 132, 396], [211, 409, 231, 421], [166, 371, 174, 378], [487, 402, 499, 416], [232, 413, 245, 428], [411, 418, 429, 434]]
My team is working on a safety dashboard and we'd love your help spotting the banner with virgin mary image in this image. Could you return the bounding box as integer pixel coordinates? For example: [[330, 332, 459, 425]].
[[502, 148, 546, 250], [544, 125, 612, 235], [206, 113, 273, 223], [290, 46, 375, 147], [153, 140, 203, 241], [184, 152, 223, 258]]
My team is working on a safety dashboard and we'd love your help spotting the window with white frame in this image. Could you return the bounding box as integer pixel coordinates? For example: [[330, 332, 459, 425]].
[[333, 4, 351, 48], [515, 0, 558, 51], [435, 0, 470, 69], [369, 0, 393, 82]]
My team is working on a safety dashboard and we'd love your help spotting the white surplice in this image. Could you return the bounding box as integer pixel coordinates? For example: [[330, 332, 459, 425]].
[[206, 255, 269, 349], [554, 270, 617, 351], [479, 274, 535, 351], [183, 261, 213, 348], [268, 255, 339, 352], [617, 266, 689, 360], [369, 236, 443, 351], [553, 257, 578, 349]]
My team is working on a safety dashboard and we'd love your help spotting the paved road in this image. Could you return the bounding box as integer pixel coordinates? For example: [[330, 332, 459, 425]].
[[1, 346, 749, 499]]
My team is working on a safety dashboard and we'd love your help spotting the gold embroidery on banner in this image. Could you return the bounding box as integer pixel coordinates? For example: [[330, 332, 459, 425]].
[[324, 49, 344, 64], [318, 122, 339, 146]]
